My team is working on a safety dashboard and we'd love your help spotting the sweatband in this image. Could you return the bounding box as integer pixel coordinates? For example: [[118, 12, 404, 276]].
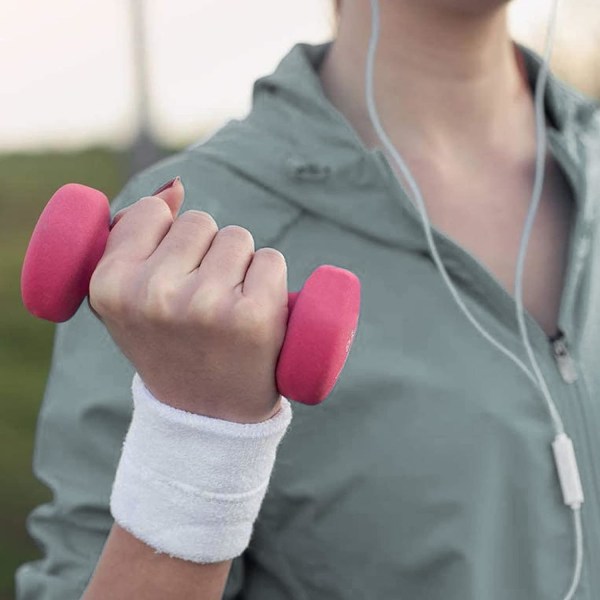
[[110, 371, 293, 563]]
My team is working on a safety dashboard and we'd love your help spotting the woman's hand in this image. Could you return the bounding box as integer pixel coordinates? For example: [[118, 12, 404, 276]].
[[89, 177, 289, 423]]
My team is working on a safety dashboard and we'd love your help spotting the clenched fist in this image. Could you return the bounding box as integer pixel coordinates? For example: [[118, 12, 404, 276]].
[[89, 177, 288, 423]]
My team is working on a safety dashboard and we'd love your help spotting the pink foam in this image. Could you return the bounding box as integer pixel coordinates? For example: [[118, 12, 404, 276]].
[[21, 183, 110, 322], [278, 265, 361, 405]]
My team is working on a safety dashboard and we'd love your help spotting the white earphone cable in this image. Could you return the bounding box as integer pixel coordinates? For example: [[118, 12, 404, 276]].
[[364, 1, 583, 597], [512, 1, 583, 595]]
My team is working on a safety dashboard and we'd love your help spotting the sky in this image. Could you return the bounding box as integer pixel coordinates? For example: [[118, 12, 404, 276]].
[[0, 0, 598, 153]]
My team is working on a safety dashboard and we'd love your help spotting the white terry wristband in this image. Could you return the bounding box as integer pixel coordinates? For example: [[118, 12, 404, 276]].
[[110, 372, 293, 563]]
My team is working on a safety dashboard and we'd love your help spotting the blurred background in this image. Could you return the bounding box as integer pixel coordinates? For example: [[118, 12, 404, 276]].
[[0, 0, 598, 598]]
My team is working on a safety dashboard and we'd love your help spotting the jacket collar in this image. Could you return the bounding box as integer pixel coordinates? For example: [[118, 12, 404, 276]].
[[207, 40, 599, 253]]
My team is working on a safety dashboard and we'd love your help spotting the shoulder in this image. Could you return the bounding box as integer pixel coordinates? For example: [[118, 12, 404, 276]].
[[110, 118, 304, 248]]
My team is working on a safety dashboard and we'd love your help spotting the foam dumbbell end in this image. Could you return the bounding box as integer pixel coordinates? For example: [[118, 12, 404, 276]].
[[21, 183, 361, 406], [279, 267, 359, 405], [21, 184, 111, 322]]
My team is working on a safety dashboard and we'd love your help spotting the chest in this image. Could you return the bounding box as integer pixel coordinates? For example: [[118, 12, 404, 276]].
[[267, 187, 600, 597], [398, 154, 576, 339]]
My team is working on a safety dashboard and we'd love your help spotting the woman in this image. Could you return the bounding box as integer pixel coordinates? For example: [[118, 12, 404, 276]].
[[16, 0, 600, 598]]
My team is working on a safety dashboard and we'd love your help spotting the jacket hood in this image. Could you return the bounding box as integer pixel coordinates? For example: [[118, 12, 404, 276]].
[[197, 40, 600, 254]]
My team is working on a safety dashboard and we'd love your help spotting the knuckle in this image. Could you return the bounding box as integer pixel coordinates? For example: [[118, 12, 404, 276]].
[[218, 225, 254, 247], [137, 195, 173, 221], [111, 196, 173, 229], [188, 287, 224, 327], [142, 272, 179, 322], [188, 290, 270, 343], [179, 209, 218, 231], [253, 248, 287, 280], [255, 247, 286, 265]]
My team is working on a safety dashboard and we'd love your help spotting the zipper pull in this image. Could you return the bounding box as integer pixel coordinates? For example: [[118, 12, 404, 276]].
[[550, 331, 578, 384]]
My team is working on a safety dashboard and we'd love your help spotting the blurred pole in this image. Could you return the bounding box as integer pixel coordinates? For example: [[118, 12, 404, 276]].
[[127, 0, 163, 179]]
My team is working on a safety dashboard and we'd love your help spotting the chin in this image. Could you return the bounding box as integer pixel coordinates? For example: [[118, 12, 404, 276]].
[[434, 0, 512, 16]]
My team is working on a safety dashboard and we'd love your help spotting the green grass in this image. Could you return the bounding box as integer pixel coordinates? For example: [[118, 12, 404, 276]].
[[0, 145, 178, 599]]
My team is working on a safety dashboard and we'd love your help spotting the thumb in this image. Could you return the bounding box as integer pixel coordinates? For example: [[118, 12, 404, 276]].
[[110, 176, 185, 230]]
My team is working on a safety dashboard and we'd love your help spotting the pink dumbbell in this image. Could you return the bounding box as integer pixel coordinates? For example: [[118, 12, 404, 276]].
[[21, 183, 361, 405]]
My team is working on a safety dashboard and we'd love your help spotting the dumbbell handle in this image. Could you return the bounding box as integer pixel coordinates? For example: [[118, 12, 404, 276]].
[[21, 183, 361, 405]]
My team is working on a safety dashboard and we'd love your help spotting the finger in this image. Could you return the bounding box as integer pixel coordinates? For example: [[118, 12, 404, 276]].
[[103, 178, 186, 263], [242, 247, 288, 306], [103, 196, 174, 263], [145, 210, 219, 278], [152, 176, 185, 220], [193, 225, 255, 290], [109, 176, 184, 230]]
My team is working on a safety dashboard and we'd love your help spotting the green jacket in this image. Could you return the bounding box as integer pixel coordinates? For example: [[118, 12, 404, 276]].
[[16, 40, 600, 599]]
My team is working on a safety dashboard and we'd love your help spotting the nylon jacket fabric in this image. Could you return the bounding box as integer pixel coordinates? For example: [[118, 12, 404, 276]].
[[15, 40, 600, 599]]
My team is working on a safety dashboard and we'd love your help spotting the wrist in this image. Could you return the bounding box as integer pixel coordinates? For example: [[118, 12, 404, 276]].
[[110, 371, 293, 563]]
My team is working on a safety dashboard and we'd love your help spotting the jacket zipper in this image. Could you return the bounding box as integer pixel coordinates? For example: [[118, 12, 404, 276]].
[[549, 330, 578, 384], [546, 330, 600, 599]]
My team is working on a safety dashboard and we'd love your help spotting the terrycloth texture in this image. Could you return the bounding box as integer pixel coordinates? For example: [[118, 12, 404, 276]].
[[110, 372, 293, 563]]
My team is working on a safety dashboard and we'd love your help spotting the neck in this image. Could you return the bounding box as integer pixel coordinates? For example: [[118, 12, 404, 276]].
[[319, 1, 537, 170]]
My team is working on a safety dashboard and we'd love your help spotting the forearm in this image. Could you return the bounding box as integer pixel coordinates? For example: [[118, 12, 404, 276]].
[[82, 523, 232, 600]]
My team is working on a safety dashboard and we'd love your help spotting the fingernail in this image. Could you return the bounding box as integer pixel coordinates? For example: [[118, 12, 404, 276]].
[[152, 176, 180, 195]]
